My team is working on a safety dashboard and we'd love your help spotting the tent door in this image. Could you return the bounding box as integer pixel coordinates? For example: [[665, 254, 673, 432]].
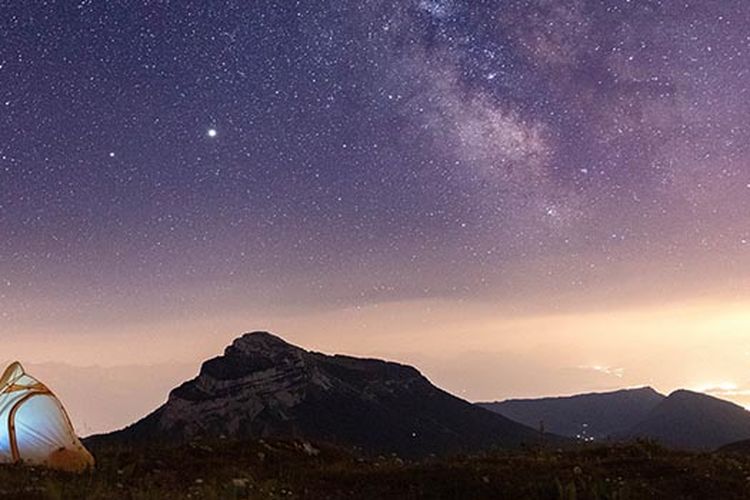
[[7, 390, 49, 463]]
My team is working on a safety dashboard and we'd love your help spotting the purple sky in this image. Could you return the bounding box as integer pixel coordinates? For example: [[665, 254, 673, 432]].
[[3, 1, 750, 432]]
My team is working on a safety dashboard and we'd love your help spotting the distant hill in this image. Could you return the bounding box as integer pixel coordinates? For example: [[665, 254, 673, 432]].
[[478, 387, 665, 439], [625, 390, 750, 450], [87, 332, 547, 457], [482, 387, 750, 450]]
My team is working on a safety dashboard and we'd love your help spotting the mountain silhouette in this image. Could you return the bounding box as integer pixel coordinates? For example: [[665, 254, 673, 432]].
[[625, 389, 750, 449], [483, 387, 750, 450], [479, 387, 665, 439]]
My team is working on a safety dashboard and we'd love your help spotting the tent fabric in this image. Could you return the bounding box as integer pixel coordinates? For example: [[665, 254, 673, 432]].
[[0, 362, 94, 472]]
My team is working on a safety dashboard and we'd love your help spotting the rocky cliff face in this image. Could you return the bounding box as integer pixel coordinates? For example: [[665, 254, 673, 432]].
[[91, 332, 544, 456]]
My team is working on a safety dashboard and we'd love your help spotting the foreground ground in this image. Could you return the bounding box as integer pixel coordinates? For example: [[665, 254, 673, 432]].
[[1, 439, 750, 499]]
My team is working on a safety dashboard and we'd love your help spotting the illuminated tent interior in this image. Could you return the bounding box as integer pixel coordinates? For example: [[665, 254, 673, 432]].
[[0, 362, 94, 472]]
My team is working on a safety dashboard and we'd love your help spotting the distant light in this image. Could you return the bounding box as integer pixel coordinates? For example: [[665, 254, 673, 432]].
[[207, 128, 217, 138], [108, 152, 115, 158]]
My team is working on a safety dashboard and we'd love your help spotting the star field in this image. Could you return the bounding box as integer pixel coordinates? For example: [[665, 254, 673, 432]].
[[2, 0, 750, 326]]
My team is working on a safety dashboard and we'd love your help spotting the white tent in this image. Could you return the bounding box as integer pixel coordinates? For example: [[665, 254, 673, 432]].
[[0, 361, 94, 472]]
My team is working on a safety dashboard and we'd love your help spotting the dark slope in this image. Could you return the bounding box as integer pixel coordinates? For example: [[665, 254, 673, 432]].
[[719, 438, 750, 454], [87, 332, 548, 457], [479, 387, 665, 439], [626, 390, 750, 450]]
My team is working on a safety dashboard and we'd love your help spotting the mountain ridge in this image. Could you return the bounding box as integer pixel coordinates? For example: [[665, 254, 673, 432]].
[[478, 387, 665, 439], [625, 389, 750, 449], [481, 386, 750, 450]]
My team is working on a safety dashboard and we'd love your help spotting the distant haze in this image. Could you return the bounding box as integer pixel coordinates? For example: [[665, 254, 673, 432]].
[[6, 296, 750, 435]]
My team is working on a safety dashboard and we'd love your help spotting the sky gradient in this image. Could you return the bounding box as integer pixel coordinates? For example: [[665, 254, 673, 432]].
[[3, 0, 750, 433]]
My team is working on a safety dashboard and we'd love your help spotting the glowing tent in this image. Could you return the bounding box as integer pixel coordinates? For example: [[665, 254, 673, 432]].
[[0, 362, 94, 472]]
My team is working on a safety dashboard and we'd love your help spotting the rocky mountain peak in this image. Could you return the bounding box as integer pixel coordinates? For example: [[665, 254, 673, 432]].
[[91, 331, 544, 456], [227, 331, 302, 356]]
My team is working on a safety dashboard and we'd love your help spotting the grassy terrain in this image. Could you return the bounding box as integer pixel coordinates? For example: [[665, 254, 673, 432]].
[[2, 439, 750, 499]]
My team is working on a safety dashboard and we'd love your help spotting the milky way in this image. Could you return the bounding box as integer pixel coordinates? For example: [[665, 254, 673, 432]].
[[2, 1, 750, 330]]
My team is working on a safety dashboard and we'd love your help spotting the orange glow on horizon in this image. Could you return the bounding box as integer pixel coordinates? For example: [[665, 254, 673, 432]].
[[7, 295, 750, 433]]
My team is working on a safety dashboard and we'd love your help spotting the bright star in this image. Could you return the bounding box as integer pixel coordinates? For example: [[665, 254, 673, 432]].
[[207, 128, 217, 138]]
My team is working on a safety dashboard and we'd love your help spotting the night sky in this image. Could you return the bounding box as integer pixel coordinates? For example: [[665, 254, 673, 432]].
[[3, 1, 750, 432]]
